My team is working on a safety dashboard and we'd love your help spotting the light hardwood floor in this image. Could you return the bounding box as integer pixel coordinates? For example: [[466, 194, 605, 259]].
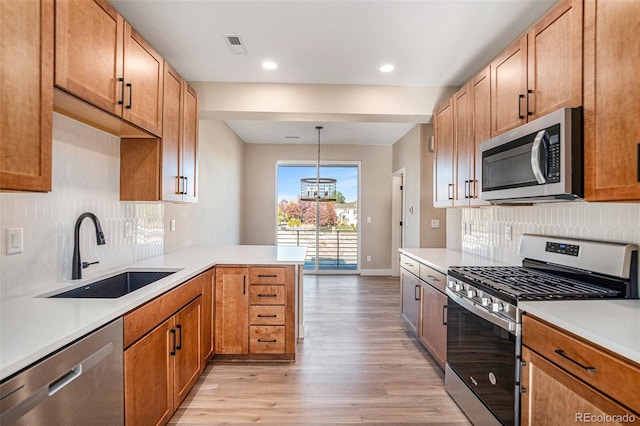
[[170, 275, 471, 425]]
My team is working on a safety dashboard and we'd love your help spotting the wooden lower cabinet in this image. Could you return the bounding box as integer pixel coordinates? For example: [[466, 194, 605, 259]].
[[214, 265, 296, 359], [418, 282, 447, 370], [125, 297, 201, 426], [400, 266, 420, 335]]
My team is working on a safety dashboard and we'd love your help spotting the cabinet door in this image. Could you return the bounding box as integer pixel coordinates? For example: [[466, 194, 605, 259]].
[[201, 269, 215, 367], [419, 284, 447, 370], [470, 67, 491, 206], [453, 84, 472, 207], [400, 269, 420, 335], [124, 318, 173, 426], [527, 0, 583, 119], [181, 84, 199, 203], [122, 22, 163, 136], [433, 99, 455, 207], [584, 0, 640, 201], [161, 63, 183, 202], [55, 0, 123, 116], [0, 0, 53, 192], [521, 346, 633, 425], [174, 297, 201, 406], [215, 267, 249, 354], [491, 35, 528, 136]]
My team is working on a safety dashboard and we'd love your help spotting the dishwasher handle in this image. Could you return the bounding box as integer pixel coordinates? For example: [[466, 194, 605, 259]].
[[0, 342, 113, 425]]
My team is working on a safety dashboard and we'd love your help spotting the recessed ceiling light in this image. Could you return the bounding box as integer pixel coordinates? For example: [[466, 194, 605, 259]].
[[379, 64, 395, 73], [262, 61, 278, 70]]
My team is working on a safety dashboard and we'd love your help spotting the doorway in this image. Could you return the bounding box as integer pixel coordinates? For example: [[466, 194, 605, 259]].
[[391, 169, 405, 276], [276, 163, 359, 273]]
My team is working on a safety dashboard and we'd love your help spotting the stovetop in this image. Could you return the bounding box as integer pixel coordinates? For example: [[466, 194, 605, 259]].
[[448, 265, 622, 301]]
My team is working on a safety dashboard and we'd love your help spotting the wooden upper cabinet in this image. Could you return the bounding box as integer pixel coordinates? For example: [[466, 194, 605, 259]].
[[453, 84, 472, 207], [491, 35, 528, 136], [491, 0, 583, 135], [0, 0, 53, 192], [583, 0, 640, 201], [527, 0, 583, 119], [433, 99, 455, 207], [181, 84, 199, 203], [470, 67, 491, 207], [55, 0, 163, 136], [161, 64, 184, 202]]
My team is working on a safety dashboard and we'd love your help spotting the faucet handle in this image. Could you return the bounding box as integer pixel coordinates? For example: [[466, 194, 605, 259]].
[[82, 261, 99, 269]]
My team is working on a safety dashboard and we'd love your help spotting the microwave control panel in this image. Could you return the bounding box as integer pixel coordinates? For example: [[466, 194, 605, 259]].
[[546, 127, 561, 183]]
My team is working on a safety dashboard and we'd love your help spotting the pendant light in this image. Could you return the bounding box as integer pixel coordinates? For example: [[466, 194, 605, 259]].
[[299, 126, 336, 202]]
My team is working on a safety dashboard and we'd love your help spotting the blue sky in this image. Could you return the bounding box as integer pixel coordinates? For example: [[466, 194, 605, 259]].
[[277, 165, 358, 203]]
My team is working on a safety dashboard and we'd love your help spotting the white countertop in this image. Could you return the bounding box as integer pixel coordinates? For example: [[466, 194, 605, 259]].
[[400, 248, 512, 274], [0, 245, 307, 380], [519, 299, 640, 364]]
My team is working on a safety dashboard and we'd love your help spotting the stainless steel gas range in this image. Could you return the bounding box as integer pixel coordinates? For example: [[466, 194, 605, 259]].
[[444, 234, 638, 426]]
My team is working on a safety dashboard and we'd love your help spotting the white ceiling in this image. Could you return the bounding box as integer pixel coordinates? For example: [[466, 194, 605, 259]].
[[110, 0, 558, 145]]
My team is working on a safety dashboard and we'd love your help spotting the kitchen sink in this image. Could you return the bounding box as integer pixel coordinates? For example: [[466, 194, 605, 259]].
[[49, 270, 179, 299]]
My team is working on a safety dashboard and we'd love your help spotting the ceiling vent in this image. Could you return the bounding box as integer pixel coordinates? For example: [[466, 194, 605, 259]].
[[223, 34, 248, 54]]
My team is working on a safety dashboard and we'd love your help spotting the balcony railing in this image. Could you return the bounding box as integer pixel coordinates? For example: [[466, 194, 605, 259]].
[[277, 228, 357, 270]]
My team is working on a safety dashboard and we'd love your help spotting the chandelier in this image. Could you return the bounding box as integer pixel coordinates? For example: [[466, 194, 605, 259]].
[[299, 126, 336, 202]]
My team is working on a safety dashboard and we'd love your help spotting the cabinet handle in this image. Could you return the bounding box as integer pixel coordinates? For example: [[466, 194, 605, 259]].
[[404, 262, 414, 268], [426, 274, 440, 282], [257, 314, 277, 318], [526, 89, 533, 116], [447, 183, 454, 200], [414, 284, 420, 301], [182, 176, 188, 195], [176, 324, 183, 350], [636, 143, 639, 182], [257, 339, 277, 343], [170, 329, 177, 356], [442, 305, 447, 325], [118, 78, 125, 105], [554, 349, 596, 372], [258, 294, 278, 298], [258, 274, 278, 278], [464, 180, 470, 199], [518, 94, 525, 119], [126, 83, 132, 109], [243, 275, 246, 295]]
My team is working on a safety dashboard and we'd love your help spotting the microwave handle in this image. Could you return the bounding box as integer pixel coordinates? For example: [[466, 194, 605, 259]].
[[531, 130, 548, 184]]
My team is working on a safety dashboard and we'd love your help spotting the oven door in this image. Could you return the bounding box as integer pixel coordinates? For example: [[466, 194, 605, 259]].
[[446, 290, 520, 426]]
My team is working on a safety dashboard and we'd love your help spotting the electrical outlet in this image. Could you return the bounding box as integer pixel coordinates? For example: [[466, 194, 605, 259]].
[[125, 221, 133, 238], [366, 255, 372, 262], [505, 225, 512, 241], [170, 219, 176, 232], [6, 228, 23, 255], [367, 216, 372, 224]]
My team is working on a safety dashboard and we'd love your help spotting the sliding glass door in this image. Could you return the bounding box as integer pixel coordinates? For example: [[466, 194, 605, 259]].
[[276, 164, 359, 273]]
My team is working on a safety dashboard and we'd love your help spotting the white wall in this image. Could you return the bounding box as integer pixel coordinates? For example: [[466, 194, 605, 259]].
[[0, 114, 164, 297], [164, 119, 245, 250], [243, 143, 392, 272]]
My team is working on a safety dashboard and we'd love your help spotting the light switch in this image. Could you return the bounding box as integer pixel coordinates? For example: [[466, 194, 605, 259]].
[[505, 225, 513, 241], [431, 219, 440, 229], [367, 217, 372, 224], [6, 228, 23, 255]]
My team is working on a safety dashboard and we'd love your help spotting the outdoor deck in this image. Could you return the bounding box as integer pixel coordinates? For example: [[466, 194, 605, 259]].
[[277, 229, 358, 270]]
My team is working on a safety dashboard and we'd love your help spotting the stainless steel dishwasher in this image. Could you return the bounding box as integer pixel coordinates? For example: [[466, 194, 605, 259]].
[[0, 318, 124, 425]]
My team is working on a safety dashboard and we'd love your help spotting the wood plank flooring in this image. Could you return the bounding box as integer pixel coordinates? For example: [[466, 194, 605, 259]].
[[170, 275, 471, 425]]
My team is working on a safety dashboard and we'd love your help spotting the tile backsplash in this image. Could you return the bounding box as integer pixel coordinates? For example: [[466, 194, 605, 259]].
[[460, 202, 640, 265], [0, 114, 164, 298]]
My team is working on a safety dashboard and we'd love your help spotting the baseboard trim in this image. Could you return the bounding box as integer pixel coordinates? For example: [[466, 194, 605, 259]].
[[359, 269, 393, 276]]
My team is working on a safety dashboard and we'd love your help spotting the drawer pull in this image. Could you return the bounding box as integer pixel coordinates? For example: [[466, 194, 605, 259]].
[[554, 349, 596, 373], [257, 314, 277, 318], [258, 274, 278, 278], [257, 339, 277, 343], [258, 294, 278, 298]]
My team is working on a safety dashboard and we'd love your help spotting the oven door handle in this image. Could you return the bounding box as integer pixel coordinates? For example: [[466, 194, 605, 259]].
[[446, 289, 520, 336]]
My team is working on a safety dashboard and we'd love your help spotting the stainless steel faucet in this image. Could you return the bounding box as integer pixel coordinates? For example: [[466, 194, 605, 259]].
[[72, 212, 106, 280]]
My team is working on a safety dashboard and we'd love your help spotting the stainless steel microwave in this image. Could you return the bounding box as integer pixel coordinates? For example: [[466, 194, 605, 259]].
[[478, 107, 583, 204]]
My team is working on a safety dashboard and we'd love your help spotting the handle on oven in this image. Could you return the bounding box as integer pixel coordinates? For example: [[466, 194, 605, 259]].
[[446, 289, 519, 336], [531, 130, 548, 184]]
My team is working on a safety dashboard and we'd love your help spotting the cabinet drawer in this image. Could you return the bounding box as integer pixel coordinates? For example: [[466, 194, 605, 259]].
[[419, 264, 447, 293], [400, 254, 420, 276], [250, 267, 285, 284], [250, 285, 285, 305], [249, 326, 285, 354], [249, 306, 285, 325], [523, 314, 640, 414]]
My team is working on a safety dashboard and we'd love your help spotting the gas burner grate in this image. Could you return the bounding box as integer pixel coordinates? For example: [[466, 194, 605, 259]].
[[450, 266, 621, 300]]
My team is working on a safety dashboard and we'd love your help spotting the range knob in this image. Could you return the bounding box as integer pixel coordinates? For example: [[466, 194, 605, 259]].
[[448, 280, 456, 289], [492, 302, 504, 313], [454, 283, 463, 292], [467, 289, 477, 298], [481, 296, 492, 307]]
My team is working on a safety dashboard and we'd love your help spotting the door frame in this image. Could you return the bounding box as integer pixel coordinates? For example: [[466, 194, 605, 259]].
[[391, 167, 406, 277]]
